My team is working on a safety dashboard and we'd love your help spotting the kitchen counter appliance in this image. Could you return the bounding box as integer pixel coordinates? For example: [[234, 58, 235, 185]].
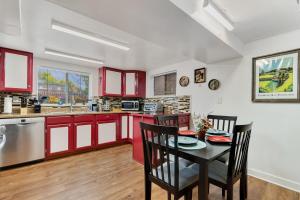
[[0, 117, 45, 168], [121, 100, 140, 111], [143, 102, 163, 114]]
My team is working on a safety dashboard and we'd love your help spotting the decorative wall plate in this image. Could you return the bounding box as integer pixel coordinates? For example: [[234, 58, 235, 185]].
[[179, 76, 190, 87], [208, 79, 220, 90]]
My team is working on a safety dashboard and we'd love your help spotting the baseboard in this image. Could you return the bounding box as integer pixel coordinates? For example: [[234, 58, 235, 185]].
[[248, 168, 300, 193]]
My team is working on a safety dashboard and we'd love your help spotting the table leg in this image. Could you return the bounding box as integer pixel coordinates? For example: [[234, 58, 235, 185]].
[[198, 162, 208, 200]]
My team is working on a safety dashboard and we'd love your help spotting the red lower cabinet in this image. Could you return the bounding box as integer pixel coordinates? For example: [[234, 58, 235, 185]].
[[74, 122, 95, 151], [74, 115, 95, 152], [45, 113, 127, 159], [46, 123, 73, 158], [120, 114, 129, 141], [132, 115, 155, 164], [95, 114, 120, 147]]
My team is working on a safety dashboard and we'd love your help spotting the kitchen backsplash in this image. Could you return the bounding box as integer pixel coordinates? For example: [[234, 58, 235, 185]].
[[145, 96, 190, 114], [93, 95, 190, 114]]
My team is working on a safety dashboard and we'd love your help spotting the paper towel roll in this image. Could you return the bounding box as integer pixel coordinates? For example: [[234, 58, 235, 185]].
[[3, 96, 12, 114]]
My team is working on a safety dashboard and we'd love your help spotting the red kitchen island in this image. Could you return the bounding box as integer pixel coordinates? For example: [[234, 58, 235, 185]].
[[131, 113, 190, 164]]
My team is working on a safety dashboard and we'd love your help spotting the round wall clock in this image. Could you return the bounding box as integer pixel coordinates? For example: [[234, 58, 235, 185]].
[[179, 76, 190, 87], [208, 79, 220, 90]]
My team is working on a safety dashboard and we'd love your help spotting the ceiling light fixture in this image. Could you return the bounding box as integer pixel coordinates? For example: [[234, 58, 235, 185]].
[[45, 49, 104, 65], [51, 20, 130, 51], [202, 0, 234, 31]]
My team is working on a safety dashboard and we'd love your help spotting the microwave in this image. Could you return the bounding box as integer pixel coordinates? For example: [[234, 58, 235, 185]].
[[121, 100, 140, 111]]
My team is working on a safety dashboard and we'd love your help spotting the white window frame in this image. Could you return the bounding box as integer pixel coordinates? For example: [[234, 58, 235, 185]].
[[37, 66, 92, 105], [152, 71, 177, 97]]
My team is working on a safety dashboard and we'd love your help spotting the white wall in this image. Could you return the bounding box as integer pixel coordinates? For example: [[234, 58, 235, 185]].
[[146, 59, 235, 114], [146, 29, 300, 192], [32, 58, 99, 97]]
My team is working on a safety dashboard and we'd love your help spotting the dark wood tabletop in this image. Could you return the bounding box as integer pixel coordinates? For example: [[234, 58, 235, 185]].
[[178, 141, 231, 164]]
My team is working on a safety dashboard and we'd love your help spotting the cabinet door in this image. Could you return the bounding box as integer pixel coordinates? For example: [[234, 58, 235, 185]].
[[105, 69, 122, 96], [132, 116, 155, 164], [121, 115, 128, 139], [97, 121, 117, 145], [124, 72, 136, 96], [47, 124, 72, 157], [137, 71, 146, 98], [0, 48, 33, 92], [74, 122, 94, 151], [129, 116, 133, 140]]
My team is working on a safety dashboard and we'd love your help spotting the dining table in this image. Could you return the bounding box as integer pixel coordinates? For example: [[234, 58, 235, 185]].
[[177, 140, 231, 200], [150, 130, 232, 200]]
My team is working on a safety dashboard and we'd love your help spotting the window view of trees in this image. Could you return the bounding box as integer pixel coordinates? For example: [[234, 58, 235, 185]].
[[38, 67, 89, 104]]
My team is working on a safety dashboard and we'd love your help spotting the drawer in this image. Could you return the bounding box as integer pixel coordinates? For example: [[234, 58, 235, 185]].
[[46, 116, 72, 125], [74, 115, 95, 122], [96, 114, 119, 121]]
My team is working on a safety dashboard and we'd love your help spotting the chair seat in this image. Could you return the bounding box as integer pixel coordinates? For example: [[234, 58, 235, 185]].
[[167, 155, 194, 167], [217, 152, 229, 164], [190, 160, 228, 184], [154, 162, 199, 190]]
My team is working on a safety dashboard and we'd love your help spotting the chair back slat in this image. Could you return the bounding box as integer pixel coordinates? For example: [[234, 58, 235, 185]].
[[228, 123, 253, 180], [207, 115, 237, 133], [140, 122, 180, 190], [156, 115, 179, 127]]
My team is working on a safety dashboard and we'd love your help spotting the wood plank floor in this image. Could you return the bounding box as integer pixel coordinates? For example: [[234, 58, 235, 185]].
[[0, 145, 298, 200]]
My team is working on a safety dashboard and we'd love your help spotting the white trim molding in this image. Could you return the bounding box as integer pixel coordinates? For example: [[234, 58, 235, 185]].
[[248, 168, 300, 193]]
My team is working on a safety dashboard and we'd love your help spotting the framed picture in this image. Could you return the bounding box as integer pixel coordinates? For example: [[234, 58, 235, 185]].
[[195, 68, 206, 83], [252, 49, 300, 102]]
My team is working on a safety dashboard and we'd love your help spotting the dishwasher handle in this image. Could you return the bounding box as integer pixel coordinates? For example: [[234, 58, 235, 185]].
[[0, 128, 6, 150], [17, 123, 33, 126]]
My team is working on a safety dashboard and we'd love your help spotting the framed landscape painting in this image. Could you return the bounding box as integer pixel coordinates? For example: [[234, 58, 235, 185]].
[[252, 49, 300, 102]]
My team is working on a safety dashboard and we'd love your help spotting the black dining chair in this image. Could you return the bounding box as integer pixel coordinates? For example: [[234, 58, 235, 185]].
[[156, 115, 179, 127], [207, 114, 237, 134], [207, 115, 237, 162], [192, 122, 253, 200], [155, 115, 192, 167], [140, 122, 199, 200]]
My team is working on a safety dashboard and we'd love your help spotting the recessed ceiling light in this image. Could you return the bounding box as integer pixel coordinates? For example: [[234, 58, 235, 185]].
[[45, 49, 104, 65], [203, 0, 234, 31], [51, 20, 130, 51]]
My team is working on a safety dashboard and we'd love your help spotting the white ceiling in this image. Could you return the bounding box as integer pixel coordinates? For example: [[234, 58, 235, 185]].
[[214, 0, 300, 42], [1, 0, 300, 69], [0, 0, 242, 69], [0, 0, 21, 35]]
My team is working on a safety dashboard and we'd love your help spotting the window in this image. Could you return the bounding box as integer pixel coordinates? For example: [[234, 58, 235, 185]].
[[38, 67, 90, 104], [154, 72, 177, 96]]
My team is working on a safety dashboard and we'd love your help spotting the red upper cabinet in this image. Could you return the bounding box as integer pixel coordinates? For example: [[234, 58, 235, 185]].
[[136, 71, 146, 98], [99, 67, 146, 98], [123, 70, 146, 98], [99, 67, 123, 97], [0, 47, 33, 93]]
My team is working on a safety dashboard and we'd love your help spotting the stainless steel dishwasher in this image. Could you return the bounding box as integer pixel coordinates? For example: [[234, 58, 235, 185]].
[[0, 117, 45, 168]]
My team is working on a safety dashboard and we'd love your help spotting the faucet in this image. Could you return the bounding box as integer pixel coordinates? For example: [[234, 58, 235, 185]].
[[70, 95, 75, 112]]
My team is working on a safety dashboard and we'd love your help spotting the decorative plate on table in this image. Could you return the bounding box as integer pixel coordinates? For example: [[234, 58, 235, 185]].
[[169, 136, 198, 145], [206, 128, 228, 136], [178, 130, 198, 136], [207, 136, 232, 143], [168, 139, 207, 150]]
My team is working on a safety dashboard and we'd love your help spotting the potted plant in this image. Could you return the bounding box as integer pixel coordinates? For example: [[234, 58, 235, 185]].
[[192, 113, 212, 141]]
